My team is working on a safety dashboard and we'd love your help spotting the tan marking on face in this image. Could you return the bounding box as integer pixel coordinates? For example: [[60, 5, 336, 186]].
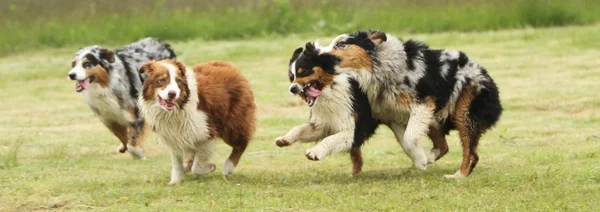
[[294, 66, 334, 89], [85, 65, 109, 88], [297, 68, 304, 74], [330, 45, 372, 70]]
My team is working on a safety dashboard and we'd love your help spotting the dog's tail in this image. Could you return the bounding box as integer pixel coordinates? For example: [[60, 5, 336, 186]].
[[123, 37, 177, 60], [469, 68, 503, 131]]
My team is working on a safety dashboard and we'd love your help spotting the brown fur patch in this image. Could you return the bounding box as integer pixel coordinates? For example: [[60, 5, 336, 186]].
[[330, 45, 373, 70], [397, 92, 414, 107], [105, 122, 129, 153], [350, 148, 363, 175], [193, 61, 256, 165], [427, 126, 449, 161], [85, 64, 109, 88], [294, 66, 335, 89], [297, 68, 304, 74], [452, 85, 477, 176]]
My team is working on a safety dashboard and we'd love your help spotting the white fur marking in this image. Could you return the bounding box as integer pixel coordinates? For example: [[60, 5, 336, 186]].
[[157, 63, 181, 101]]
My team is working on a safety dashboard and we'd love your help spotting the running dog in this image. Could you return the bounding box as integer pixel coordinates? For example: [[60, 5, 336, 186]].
[[316, 31, 502, 178], [138, 60, 256, 184], [275, 42, 379, 175], [67, 38, 176, 159]]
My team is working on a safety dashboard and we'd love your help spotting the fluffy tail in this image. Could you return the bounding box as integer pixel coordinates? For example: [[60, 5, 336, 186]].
[[122, 37, 177, 60]]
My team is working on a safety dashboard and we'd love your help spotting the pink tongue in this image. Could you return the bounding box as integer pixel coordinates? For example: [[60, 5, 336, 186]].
[[79, 78, 90, 89], [306, 86, 322, 97]]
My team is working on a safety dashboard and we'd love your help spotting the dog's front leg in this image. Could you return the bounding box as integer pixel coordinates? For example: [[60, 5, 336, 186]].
[[305, 130, 353, 161], [402, 104, 435, 171], [275, 123, 326, 147], [169, 151, 185, 185]]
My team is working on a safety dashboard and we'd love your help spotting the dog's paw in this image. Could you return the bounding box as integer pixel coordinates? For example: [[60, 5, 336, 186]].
[[443, 170, 466, 179], [426, 149, 438, 164], [222, 159, 235, 176], [305, 148, 326, 161], [169, 171, 184, 185], [192, 163, 216, 176], [275, 137, 291, 147], [116, 144, 127, 153], [127, 145, 146, 160], [412, 149, 429, 171]]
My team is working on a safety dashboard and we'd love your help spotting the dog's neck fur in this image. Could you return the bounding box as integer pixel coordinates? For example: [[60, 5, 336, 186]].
[[309, 74, 355, 133], [335, 35, 422, 123]]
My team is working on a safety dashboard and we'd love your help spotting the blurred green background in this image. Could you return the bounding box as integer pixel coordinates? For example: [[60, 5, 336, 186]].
[[1, 0, 600, 56]]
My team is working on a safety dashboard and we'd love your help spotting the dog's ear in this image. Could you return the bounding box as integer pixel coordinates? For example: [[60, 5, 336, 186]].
[[138, 61, 155, 82], [173, 60, 187, 76], [99, 48, 115, 63], [318, 53, 341, 73], [304, 42, 317, 55], [368, 30, 387, 45], [290, 47, 303, 63]]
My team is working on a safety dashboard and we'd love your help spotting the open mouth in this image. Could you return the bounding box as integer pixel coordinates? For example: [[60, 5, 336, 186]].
[[75, 76, 95, 92], [303, 82, 322, 107], [158, 95, 177, 111]]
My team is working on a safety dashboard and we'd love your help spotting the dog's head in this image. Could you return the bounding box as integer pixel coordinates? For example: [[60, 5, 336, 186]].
[[318, 30, 387, 71], [288, 42, 340, 107], [67, 46, 115, 92], [139, 59, 190, 111]]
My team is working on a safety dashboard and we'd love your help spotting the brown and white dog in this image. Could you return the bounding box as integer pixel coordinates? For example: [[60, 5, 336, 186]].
[[138, 59, 256, 184], [67, 38, 176, 159], [316, 31, 502, 178]]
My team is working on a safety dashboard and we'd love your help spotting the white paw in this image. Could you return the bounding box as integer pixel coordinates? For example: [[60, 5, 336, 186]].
[[412, 148, 429, 171], [443, 170, 466, 179], [169, 170, 184, 185], [305, 148, 327, 161], [192, 163, 216, 175], [222, 159, 235, 176], [127, 145, 146, 160], [427, 148, 439, 164]]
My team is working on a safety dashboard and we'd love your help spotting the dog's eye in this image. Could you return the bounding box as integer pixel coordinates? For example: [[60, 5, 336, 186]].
[[334, 42, 347, 50], [71, 61, 76, 68], [82, 62, 91, 67]]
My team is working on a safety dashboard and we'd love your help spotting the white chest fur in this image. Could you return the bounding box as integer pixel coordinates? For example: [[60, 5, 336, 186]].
[[82, 84, 134, 125], [310, 75, 356, 133], [139, 70, 211, 154]]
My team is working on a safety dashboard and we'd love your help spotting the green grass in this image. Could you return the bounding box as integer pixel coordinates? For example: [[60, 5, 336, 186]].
[[1, 25, 600, 211], [2, 0, 600, 56]]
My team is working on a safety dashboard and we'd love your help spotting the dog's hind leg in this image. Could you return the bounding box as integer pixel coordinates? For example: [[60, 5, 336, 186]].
[[445, 86, 478, 179], [305, 130, 354, 161], [350, 147, 363, 175], [105, 122, 129, 154], [427, 126, 449, 162], [126, 122, 146, 160]]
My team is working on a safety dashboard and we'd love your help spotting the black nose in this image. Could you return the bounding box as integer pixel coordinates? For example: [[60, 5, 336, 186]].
[[290, 85, 301, 94], [68, 73, 76, 80], [168, 91, 176, 100]]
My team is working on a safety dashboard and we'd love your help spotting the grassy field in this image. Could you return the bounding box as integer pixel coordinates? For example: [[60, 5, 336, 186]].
[[2, 0, 600, 55], [1, 25, 600, 211]]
